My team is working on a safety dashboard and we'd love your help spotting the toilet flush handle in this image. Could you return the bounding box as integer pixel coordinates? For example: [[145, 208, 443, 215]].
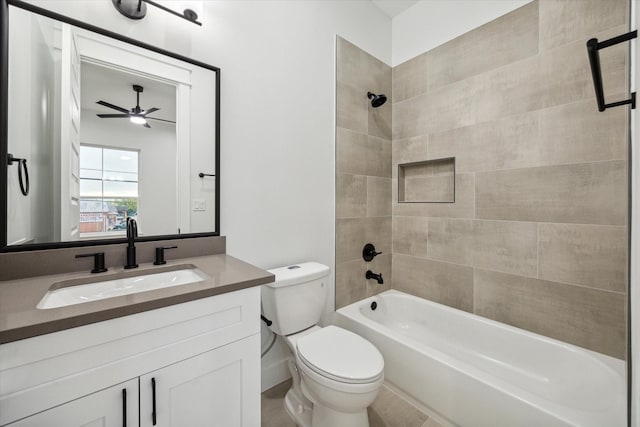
[[261, 315, 273, 326]]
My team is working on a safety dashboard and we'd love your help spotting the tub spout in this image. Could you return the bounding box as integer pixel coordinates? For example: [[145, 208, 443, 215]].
[[366, 270, 384, 284]]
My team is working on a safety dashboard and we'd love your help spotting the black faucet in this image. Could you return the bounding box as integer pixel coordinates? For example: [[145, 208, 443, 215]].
[[124, 218, 138, 269], [366, 270, 384, 284]]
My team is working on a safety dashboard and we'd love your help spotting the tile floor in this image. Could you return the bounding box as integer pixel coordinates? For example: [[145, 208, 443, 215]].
[[261, 379, 444, 427]]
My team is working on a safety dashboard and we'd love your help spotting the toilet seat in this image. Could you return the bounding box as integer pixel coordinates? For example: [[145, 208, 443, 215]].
[[296, 326, 384, 385]]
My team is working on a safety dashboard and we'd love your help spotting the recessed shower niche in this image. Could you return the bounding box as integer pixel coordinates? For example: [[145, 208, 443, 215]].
[[398, 157, 455, 203]]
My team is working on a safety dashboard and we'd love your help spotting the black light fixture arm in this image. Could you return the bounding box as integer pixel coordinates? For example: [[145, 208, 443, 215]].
[[143, 0, 201, 26], [586, 30, 637, 112], [112, 0, 201, 25]]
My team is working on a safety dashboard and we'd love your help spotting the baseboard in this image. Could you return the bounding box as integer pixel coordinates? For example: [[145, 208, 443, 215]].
[[261, 356, 291, 392]]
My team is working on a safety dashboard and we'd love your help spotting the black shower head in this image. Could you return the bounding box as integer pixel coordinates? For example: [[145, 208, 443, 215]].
[[367, 92, 387, 108]]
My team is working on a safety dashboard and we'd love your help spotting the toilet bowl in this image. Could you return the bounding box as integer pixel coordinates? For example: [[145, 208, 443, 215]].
[[262, 263, 385, 427], [294, 326, 384, 427]]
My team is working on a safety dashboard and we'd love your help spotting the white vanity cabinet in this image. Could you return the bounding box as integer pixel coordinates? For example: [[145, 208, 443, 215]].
[[0, 287, 261, 427], [139, 336, 258, 427], [8, 379, 139, 427]]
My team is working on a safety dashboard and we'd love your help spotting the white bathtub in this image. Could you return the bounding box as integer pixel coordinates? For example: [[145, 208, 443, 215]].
[[336, 290, 626, 427]]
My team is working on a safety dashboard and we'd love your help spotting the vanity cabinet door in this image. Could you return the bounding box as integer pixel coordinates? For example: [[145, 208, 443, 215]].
[[7, 378, 138, 427], [139, 334, 260, 427]]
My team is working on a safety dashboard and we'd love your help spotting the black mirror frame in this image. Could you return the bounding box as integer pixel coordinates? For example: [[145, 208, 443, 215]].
[[0, 0, 220, 252]]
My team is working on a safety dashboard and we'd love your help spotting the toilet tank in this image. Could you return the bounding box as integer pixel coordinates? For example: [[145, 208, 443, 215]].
[[262, 262, 330, 336]]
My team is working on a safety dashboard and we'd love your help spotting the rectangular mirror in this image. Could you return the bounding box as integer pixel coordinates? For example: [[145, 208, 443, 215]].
[[1, 1, 220, 250]]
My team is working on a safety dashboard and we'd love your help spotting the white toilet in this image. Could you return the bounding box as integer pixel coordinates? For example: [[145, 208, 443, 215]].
[[262, 262, 384, 427]]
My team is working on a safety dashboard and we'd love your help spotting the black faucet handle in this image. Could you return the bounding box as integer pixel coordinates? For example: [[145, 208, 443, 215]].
[[363, 243, 382, 261], [154, 246, 178, 265], [75, 252, 108, 274]]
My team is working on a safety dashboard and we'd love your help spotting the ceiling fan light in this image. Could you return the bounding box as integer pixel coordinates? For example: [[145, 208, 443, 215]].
[[130, 116, 147, 125]]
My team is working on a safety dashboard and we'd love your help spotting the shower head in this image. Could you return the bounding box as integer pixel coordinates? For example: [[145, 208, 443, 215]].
[[367, 92, 387, 108]]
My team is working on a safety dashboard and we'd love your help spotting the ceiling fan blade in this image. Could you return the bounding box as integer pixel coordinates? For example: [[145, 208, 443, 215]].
[[146, 116, 176, 124], [97, 113, 131, 118], [142, 107, 159, 116], [96, 100, 130, 113], [144, 122, 151, 129]]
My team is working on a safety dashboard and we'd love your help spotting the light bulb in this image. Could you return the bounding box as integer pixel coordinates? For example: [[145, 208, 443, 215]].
[[130, 116, 146, 125]]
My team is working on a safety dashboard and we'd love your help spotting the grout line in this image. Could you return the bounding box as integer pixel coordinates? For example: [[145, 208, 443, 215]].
[[536, 222, 540, 279]]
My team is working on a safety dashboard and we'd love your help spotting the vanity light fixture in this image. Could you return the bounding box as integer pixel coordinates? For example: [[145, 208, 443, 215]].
[[112, 0, 202, 26]]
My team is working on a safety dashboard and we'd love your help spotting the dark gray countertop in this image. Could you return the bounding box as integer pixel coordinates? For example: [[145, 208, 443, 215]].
[[0, 254, 274, 344]]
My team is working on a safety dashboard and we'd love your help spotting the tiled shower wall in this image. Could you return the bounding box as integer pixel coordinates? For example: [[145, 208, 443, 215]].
[[391, 0, 629, 358], [335, 37, 392, 308], [335, 1, 628, 358]]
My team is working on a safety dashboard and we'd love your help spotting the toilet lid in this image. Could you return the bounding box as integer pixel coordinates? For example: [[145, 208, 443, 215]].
[[296, 326, 384, 384]]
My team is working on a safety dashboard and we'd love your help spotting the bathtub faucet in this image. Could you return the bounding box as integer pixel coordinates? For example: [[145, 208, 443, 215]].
[[365, 270, 384, 284]]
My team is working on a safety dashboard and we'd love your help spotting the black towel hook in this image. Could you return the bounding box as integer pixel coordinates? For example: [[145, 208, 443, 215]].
[[586, 30, 637, 112], [7, 154, 29, 196]]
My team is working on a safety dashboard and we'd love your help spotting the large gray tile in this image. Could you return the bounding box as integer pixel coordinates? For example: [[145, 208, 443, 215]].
[[337, 128, 391, 177], [392, 135, 429, 169], [393, 254, 474, 312], [475, 26, 627, 124], [261, 380, 296, 427], [393, 53, 429, 103], [539, 0, 628, 51], [428, 112, 540, 173], [336, 217, 392, 264], [393, 77, 476, 140], [369, 95, 392, 140], [337, 82, 368, 133], [393, 216, 428, 258], [427, 1, 538, 90], [474, 269, 626, 358], [393, 173, 475, 219], [476, 161, 627, 225], [539, 97, 627, 165], [336, 173, 367, 218], [428, 219, 537, 277], [538, 223, 627, 293], [336, 259, 368, 309], [367, 176, 392, 217], [337, 36, 391, 95], [368, 384, 429, 427]]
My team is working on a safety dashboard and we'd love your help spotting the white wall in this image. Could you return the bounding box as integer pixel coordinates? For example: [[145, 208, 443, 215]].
[[80, 113, 178, 237], [25, 0, 391, 392], [391, 0, 532, 66]]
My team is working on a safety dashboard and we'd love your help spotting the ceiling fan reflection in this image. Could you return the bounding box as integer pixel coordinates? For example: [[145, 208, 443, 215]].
[[96, 84, 175, 128]]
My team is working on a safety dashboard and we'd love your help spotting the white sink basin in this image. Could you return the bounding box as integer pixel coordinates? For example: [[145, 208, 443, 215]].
[[37, 267, 209, 309]]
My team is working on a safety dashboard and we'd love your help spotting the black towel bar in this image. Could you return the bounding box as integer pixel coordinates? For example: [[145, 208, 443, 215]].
[[586, 30, 637, 112]]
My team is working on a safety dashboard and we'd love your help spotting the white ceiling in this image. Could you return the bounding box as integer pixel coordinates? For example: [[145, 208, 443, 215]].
[[371, 0, 420, 18], [81, 62, 176, 125]]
